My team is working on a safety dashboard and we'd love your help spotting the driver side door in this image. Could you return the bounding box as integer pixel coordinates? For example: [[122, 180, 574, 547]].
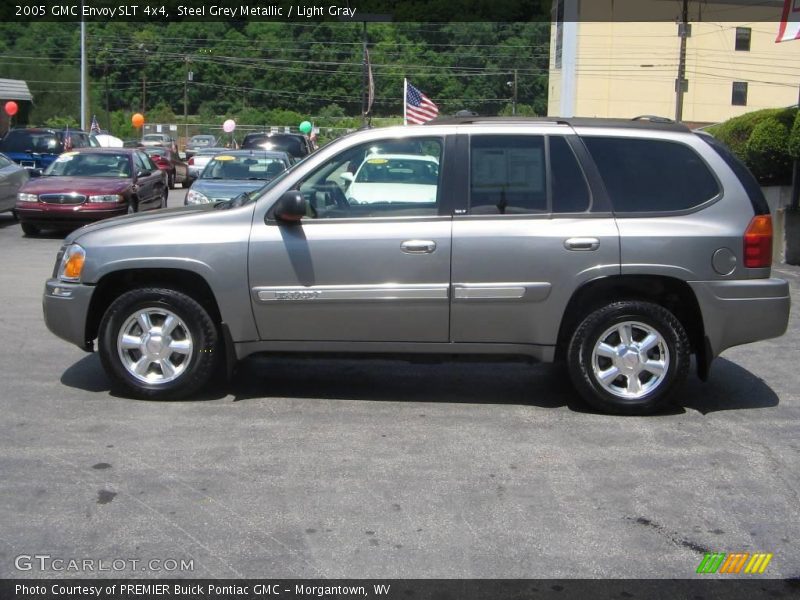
[[247, 135, 453, 343]]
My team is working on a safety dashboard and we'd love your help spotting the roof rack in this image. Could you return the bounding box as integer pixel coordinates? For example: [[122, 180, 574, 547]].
[[423, 115, 689, 132]]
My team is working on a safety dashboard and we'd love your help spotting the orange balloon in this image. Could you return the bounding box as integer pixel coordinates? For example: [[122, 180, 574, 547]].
[[131, 113, 145, 128]]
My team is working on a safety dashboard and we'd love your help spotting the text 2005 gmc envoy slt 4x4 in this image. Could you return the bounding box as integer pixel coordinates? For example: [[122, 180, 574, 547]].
[[43, 117, 790, 415]]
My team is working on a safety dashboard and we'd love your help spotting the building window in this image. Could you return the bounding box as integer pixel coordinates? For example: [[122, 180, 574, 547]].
[[732, 82, 748, 106], [735, 27, 751, 51]]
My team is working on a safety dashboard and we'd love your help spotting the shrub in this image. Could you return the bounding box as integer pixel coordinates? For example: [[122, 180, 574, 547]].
[[789, 110, 800, 161], [745, 117, 792, 185]]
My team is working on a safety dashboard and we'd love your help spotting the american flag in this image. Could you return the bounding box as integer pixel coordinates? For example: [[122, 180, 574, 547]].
[[405, 80, 439, 125], [776, 0, 800, 42], [90, 114, 101, 135]]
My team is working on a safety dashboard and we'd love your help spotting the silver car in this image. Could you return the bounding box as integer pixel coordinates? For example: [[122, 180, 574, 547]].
[[0, 153, 29, 214], [41, 117, 790, 414]]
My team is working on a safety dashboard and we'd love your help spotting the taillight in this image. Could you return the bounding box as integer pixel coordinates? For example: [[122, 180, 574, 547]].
[[188, 157, 194, 165], [744, 215, 772, 268]]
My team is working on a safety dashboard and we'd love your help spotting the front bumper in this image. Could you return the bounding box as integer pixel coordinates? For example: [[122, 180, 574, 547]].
[[689, 278, 790, 358], [43, 279, 95, 351], [17, 203, 127, 227]]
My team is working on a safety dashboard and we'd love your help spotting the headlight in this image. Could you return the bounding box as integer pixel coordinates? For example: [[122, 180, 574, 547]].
[[186, 189, 210, 205], [17, 193, 38, 202], [57, 244, 86, 282], [88, 194, 123, 203]]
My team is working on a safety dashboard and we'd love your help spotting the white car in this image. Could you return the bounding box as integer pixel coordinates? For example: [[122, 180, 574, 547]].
[[340, 154, 439, 205]]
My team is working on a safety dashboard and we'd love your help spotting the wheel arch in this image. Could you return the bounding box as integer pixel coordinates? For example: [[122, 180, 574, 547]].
[[86, 268, 223, 345], [556, 275, 705, 374]]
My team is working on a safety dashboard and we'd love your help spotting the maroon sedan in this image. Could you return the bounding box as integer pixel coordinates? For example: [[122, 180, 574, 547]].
[[15, 148, 167, 236], [143, 147, 190, 189]]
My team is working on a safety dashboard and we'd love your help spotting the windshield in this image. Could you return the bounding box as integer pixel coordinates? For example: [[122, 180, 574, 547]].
[[142, 135, 166, 142], [45, 152, 131, 177], [355, 157, 439, 185], [191, 136, 215, 146], [202, 154, 288, 180]]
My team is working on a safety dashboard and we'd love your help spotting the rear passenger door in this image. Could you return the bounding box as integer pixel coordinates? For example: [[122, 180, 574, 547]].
[[133, 151, 160, 209], [450, 129, 620, 348]]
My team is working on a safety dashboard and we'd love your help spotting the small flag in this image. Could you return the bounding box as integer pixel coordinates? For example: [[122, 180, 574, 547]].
[[63, 127, 72, 151], [90, 114, 101, 135], [776, 0, 800, 42], [365, 47, 375, 116], [405, 80, 439, 125]]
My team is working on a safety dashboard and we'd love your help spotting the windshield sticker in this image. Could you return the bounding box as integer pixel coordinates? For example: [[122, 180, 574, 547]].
[[367, 158, 388, 164], [214, 155, 235, 161]]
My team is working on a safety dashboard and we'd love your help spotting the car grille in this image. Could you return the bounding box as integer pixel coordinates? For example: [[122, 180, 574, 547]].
[[39, 193, 86, 205]]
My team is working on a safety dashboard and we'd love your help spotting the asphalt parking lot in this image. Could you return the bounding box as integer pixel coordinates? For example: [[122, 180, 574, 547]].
[[0, 188, 798, 579]]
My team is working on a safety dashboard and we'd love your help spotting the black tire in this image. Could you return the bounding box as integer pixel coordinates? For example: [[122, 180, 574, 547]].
[[168, 171, 175, 189], [20, 222, 39, 236], [10, 209, 19, 222], [98, 287, 220, 400], [160, 187, 168, 209], [567, 301, 690, 415]]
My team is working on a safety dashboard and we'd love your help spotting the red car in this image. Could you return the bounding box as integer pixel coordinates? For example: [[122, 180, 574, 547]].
[[15, 148, 167, 236], [143, 147, 190, 189]]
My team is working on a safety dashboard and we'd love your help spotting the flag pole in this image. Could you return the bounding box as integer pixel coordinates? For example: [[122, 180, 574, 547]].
[[403, 78, 408, 126]]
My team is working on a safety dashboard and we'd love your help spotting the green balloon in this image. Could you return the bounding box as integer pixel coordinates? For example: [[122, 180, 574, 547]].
[[299, 121, 312, 134]]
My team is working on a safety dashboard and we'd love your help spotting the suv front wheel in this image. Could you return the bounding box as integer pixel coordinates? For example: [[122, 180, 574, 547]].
[[567, 301, 690, 415], [98, 287, 219, 399]]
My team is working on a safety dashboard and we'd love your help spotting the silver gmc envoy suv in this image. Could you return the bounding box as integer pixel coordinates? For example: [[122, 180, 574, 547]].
[[43, 117, 790, 414]]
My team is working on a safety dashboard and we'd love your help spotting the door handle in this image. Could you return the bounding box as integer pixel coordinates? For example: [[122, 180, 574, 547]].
[[564, 237, 600, 251], [401, 240, 437, 254]]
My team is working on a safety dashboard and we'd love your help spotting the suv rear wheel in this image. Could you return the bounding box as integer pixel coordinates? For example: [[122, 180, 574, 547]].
[[98, 287, 219, 400], [567, 301, 689, 415]]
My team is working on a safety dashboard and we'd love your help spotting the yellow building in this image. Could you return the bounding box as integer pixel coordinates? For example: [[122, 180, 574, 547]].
[[548, 0, 800, 125]]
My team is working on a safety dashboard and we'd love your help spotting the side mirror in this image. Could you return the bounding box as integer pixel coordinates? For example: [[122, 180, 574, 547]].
[[27, 168, 43, 178], [339, 172, 354, 184], [273, 190, 306, 223]]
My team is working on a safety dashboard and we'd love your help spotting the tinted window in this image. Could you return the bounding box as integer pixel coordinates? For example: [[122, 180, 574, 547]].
[[732, 82, 748, 106], [297, 137, 442, 219], [699, 133, 768, 215], [583, 137, 720, 213], [735, 27, 751, 51], [470, 135, 546, 214], [0, 131, 61, 154], [243, 134, 307, 158], [550, 136, 590, 212]]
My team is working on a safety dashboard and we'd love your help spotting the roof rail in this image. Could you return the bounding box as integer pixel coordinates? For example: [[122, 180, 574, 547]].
[[424, 116, 570, 126], [632, 115, 675, 123]]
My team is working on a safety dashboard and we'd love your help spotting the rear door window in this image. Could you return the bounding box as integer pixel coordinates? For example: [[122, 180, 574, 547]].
[[468, 135, 591, 214], [1, 131, 61, 154], [583, 137, 720, 213]]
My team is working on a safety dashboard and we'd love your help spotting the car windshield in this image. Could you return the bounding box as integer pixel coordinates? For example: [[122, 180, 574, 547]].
[[44, 152, 131, 177], [355, 157, 439, 185], [142, 135, 166, 142], [202, 155, 287, 180], [191, 136, 215, 146], [144, 149, 166, 158], [244, 134, 305, 157]]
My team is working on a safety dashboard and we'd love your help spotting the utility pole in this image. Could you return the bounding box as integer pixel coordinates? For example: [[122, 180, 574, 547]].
[[184, 56, 190, 153], [361, 21, 368, 127], [791, 84, 800, 211], [508, 69, 518, 115], [675, 0, 690, 122], [80, 15, 86, 130]]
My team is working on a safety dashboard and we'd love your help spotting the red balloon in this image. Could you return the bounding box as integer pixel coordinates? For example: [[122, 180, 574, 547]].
[[4, 101, 18, 117]]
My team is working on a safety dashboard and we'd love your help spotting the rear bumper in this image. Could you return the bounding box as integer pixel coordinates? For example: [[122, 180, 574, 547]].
[[689, 278, 790, 358], [43, 279, 95, 350]]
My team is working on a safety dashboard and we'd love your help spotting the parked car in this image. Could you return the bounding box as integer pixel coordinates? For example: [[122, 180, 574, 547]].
[[241, 132, 313, 163], [185, 135, 218, 160], [141, 133, 177, 153], [340, 153, 439, 205], [15, 148, 167, 236], [41, 117, 789, 414], [143, 147, 190, 189], [0, 128, 92, 171], [0, 152, 30, 214], [186, 147, 228, 180], [185, 149, 291, 205]]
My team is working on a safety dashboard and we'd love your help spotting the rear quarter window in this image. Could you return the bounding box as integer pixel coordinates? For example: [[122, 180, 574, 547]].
[[583, 137, 720, 214]]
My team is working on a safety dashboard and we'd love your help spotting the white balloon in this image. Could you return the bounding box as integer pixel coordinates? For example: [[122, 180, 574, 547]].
[[223, 119, 236, 133]]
